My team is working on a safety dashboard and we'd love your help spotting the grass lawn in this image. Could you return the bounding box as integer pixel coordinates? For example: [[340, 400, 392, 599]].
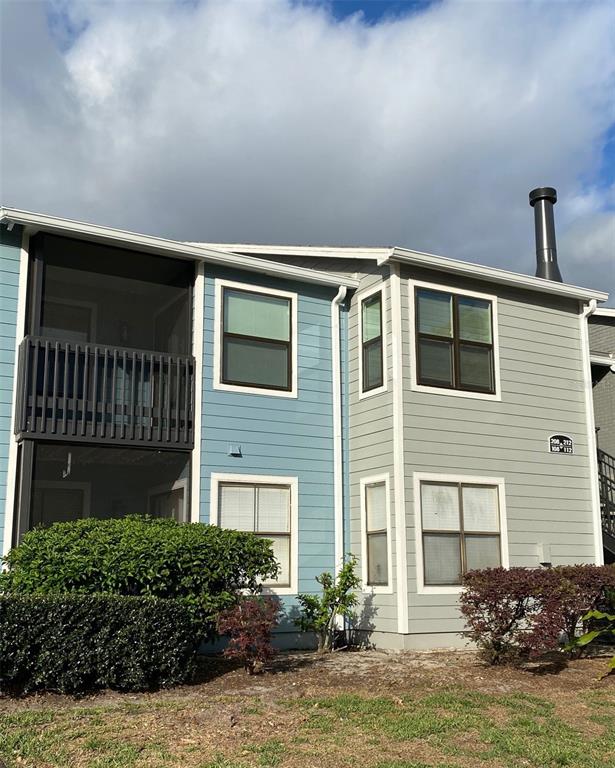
[[1, 650, 614, 768]]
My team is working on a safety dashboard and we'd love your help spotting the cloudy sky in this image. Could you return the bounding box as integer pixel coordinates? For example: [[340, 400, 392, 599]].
[[1, 0, 614, 301]]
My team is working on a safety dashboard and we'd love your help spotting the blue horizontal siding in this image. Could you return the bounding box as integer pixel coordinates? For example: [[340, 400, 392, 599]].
[[0, 225, 21, 549], [200, 267, 338, 603]]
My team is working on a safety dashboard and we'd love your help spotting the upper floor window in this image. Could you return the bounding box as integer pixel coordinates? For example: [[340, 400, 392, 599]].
[[221, 286, 292, 392], [361, 291, 384, 393], [415, 287, 495, 395]]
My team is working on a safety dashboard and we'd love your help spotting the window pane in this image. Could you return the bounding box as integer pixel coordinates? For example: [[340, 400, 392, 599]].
[[421, 483, 460, 530], [462, 486, 499, 532], [223, 337, 289, 389], [417, 290, 452, 338], [418, 339, 453, 386], [366, 482, 387, 531], [224, 289, 290, 341], [465, 535, 501, 571], [459, 345, 493, 391], [149, 487, 184, 520], [219, 485, 254, 531], [362, 294, 381, 342], [260, 535, 290, 586], [363, 339, 383, 390], [367, 532, 388, 585], [256, 486, 290, 533], [423, 534, 462, 585], [458, 297, 492, 343]]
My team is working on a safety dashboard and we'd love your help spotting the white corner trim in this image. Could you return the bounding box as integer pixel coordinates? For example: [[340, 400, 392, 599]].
[[209, 472, 299, 596], [407, 277, 502, 402], [2, 230, 29, 556], [190, 262, 204, 523], [359, 473, 393, 595], [581, 300, 604, 565], [356, 281, 389, 400], [412, 472, 509, 595], [331, 286, 347, 577], [390, 263, 409, 633], [212, 278, 298, 399]]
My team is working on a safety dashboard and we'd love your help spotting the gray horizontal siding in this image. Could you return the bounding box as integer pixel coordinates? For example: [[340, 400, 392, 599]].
[[401, 265, 596, 637]]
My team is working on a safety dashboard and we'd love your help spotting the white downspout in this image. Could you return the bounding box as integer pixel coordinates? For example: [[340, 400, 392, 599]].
[[581, 299, 603, 565], [331, 285, 347, 578]]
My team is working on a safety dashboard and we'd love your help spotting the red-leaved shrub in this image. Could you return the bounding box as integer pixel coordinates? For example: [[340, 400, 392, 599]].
[[460, 565, 615, 664], [216, 597, 280, 674]]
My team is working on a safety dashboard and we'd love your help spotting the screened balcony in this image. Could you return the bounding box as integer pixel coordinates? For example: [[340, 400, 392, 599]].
[[16, 337, 195, 448]]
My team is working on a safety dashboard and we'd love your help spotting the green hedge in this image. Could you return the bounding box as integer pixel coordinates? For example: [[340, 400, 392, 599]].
[[0, 594, 200, 694], [1, 517, 278, 626]]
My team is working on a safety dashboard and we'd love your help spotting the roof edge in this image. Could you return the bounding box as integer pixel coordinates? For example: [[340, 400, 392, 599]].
[[187, 242, 393, 260], [389, 247, 609, 303], [0, 208, 359, 289]]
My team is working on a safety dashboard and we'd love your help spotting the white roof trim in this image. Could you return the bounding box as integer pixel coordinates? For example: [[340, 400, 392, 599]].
[[187, 242, 393, 260], [388, 247, 609, 303], [590, 353, 615, 370], [594, 308, 615, 318], [0, 208, 359, 289]]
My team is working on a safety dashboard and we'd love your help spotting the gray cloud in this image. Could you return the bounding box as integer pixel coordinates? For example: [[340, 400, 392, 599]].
[[1, 0, 614, 301]]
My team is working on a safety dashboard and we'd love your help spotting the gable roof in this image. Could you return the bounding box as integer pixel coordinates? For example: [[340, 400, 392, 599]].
[[0, 208, 359, 290], [194, 241, 609, 304]]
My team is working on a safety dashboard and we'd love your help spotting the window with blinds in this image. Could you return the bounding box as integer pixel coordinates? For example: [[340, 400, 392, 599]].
[[218, 482, 292, 586], [415, 288, 495, 394], [222, 287, 292, 391], [365, 480, 388, 586], [420, 481, 501, 586], [361, 292, 383, 392]]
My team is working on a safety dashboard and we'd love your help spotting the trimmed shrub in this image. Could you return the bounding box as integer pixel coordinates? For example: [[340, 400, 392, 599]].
[[460, 565, 615, 664], [217, 596, 281, 673], [0, 594, 199, 694], [0, 517, 278, 632]]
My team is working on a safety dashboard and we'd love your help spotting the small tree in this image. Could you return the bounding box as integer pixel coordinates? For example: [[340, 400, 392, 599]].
[[217, 596, 281, 674], [296, 556, 360, 653]]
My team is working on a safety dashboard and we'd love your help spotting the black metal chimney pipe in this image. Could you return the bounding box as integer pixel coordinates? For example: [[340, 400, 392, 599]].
[[529, 187, 563, 282]]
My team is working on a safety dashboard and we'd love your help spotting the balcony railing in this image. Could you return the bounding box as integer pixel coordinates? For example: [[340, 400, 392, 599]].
[[598, 448, 615, 542], [16, 336, 195, 448]]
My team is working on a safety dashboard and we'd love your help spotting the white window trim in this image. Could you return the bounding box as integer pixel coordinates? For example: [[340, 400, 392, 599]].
[[209, 472, 299, 596], [33, 481, 92, 523], [147, 478, 189, 521], [408, 278, 501, 402], [413, 472, 509, 595], [357, 282, 388, 400], [360, 473, 393, 595], [213, 278, 298, 398]]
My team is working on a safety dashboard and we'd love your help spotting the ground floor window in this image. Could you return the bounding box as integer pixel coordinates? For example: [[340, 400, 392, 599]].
[[360, 474, 391, 589], [17, 441, 190, 536], [416, 475, 505, 588], [211, 473, 298, 592]]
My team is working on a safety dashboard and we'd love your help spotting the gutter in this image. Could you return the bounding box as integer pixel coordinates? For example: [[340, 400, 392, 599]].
[[331, 285, 347, 583], [0, 208, 359, 290]]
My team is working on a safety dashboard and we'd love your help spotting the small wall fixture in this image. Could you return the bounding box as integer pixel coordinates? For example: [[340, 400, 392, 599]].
[[227, 444, 242, 457], [537, 542, 552, 568]]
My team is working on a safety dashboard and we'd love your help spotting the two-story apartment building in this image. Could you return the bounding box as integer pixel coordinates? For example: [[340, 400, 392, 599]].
[[0, 195, 609, 649]]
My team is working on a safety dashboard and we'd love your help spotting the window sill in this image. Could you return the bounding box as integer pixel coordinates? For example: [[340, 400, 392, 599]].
[[213, 380, 298, 399], [358, 383, 388, 401], [417, 584, 464, 595], [410, 382, 501, 402], [261, 584, 297, 597], [362, 584, 394, 596]]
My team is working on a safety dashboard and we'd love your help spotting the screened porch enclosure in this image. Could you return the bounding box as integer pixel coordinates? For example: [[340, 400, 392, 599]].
[[17, 442, 190, 534]]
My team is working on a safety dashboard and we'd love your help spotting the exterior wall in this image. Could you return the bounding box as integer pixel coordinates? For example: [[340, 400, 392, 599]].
[[400, 265, 596, 641], [0, 225, 22, 551], [346, 265, 399, 638], [199, 265, 338, 631], [590, 316, 615, 458]]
